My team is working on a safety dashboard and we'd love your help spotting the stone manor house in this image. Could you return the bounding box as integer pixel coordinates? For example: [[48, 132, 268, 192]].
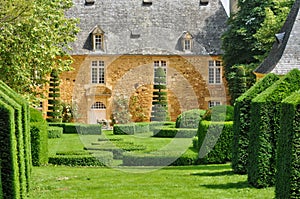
[[52, 0, 231, 124]]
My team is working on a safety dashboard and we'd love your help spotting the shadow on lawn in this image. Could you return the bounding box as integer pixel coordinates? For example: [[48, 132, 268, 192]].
[[191, 170, 233, 177], [200, 181, 249, 189]]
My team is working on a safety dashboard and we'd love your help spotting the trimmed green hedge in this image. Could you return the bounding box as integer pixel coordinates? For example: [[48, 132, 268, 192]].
[[48, 126, 63, 138], [113, 123, 150, 135], [175, 109, 206, 128], [0, 81, 32, 198], [275, 91, 300, 199], [197, 121, 233, 164], [48, 151, 113, 166], [248, 69, 300, 188], [0, 101, 20, 199], [30, 122, 48, 166], [232, 73, 279, 174], [202, 105, 234, 121], [122, 148, 198, 166], [48, 123, 101, 135], [152, 127, 197, 138], [79, 124, 102, 135]]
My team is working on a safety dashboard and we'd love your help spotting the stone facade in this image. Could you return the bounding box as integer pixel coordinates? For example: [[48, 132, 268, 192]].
[[43, 0, 231, 123]]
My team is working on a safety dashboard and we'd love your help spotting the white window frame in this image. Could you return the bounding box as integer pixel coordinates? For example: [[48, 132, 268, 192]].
[[183, 39, 192, 51], [208, 60, 222, 84], [91, 61, 105, 84], [209, 101, 221, 108], [91, 102, 106, 110], [93, 34, 103, 50]]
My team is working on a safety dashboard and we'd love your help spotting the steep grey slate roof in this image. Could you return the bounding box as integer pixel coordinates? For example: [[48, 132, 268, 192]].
[[66, 0, 228, 55], [254, 0, 300, 75]]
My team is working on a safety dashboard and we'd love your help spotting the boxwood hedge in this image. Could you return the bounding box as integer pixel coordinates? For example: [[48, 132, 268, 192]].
[[152, 127, 197, 138], [197, 121, 233, 164], [248, 69, 300, 188], [30, 122, 48, 166], [275, 91, 300, 199], [48, 126, 63, 138], [232, 73, 279, 174], [175, 109, 206, 128]]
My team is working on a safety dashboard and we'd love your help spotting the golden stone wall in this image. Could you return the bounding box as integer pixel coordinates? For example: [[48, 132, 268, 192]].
[[54, 54, 229, 123]]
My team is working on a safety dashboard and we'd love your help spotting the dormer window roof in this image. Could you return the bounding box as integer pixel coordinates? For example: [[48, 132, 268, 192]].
[[91, 26, 105, 51]]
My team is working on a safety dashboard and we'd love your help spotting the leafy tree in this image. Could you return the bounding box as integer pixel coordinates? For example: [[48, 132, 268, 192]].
[[0, 0, 33, 25], [0, 0, 79, 104], [222, 0, 293, 103], [151, 67, 169, 121], [47, 69, 62, 123]]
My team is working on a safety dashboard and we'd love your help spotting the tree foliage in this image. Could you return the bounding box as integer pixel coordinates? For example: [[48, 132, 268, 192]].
[[222, 0, 293, 104], [0, 0, 79, 103]]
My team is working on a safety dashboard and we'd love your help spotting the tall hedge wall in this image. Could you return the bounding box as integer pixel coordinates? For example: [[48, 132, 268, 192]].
[[248, 69, 300, 188], [276, 91, 300, 199], [0, 101, 20, 199], [0, 81, 31, 192], [232, 73, 279, 174], [197, 121, 233, 164]]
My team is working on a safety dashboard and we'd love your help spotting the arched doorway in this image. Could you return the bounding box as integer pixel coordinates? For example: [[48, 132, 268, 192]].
[[89, 101, 106, 124]]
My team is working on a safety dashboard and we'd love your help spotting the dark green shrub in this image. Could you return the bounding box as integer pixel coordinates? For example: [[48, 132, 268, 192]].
[[122, 148, 197, 166], [63, 123, 81, 134], [79, 124, 102, 135], [232, 73, 279, 174], [47, 69, 62, 123], [113, 123, 135, 135], [175, 109, 206, 128], [275, 91, 300, 199], [197, 121, 233, 164], [248, 69, 300, 188], [0, 101, 20, 199], [152, 127, 197, 138], [202, 105, 234, 121], [30, 122, 48, 166], [48, 126, 63, 138], [151, 67, 169, 121], [48, 151, 113, 166], [134, 122, 150, 133]]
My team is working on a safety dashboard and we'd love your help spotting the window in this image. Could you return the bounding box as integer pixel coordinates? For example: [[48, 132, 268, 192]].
[[182, 32, 193, 51], [91, 61, 105, 84], [92, 26, 104, 51], [91, 102, 106, 110], [200, 0, 209, 6], [209, 101, 221, 108], [142, 0, 153, 6], [208, 60, 222, 84]]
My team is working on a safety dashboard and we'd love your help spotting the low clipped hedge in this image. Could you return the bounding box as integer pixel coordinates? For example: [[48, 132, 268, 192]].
[[232, 73, 279, 174], [30, 122, 48, 166], [175, 109, 206, 128], [79, 124, 102, 135], [197, 121, 233, 164], [49, 123, 102, 135], [113, 122, 150, 135], [48, 126, 63, 138], [275, 91, 300, 199], [152, 127, 197, 138], [122, 148, 198, 166], [48, 151, 113, 166], [248, 69, 300, 188]]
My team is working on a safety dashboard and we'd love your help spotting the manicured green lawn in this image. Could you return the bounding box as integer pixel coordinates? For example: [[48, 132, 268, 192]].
[[36, 130, 274, 198], [30, 164, 274, 199]]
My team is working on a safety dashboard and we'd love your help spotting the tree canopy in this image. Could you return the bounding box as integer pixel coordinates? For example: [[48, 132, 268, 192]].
[[0, 0, 79, 103], [221, 0, 293, 103]]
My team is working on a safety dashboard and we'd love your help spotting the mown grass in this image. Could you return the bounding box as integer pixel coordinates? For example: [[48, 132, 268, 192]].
[[30, 164, 274, 199], [37, 130, 274, 198]]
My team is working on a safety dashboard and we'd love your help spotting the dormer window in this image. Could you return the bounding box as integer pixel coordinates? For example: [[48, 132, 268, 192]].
[[200, 0, 209, 6], [85, 0, 95, 6], [143, 0, 153, 6], [182, 32, 193, 51], [92, 26, 104, 51]]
